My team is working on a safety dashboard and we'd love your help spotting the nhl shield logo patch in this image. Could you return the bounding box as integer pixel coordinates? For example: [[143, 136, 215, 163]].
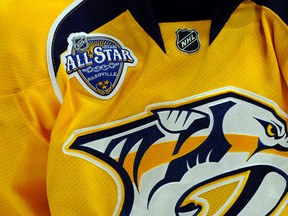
[[176, 28, 200, 54], [63, 32, 137, 99]]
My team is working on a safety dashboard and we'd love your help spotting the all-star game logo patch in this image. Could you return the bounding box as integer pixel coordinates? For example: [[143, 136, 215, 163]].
[[176, 28, 201, 54], [63, 32, 137, 99]]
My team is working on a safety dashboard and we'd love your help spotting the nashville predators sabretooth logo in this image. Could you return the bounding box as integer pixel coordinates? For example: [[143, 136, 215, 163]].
[[63, 89, 288, 216]]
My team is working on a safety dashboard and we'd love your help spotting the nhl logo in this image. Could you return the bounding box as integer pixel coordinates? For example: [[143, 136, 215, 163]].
[[176, 28, 200, 54], [72, 36, 89, 52]]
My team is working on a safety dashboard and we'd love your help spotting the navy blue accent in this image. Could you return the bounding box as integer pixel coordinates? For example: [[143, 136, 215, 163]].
[[172, 109, 210, 154], [69, 144, 134, 216], [179, 92, 287, 128], [125, 0, 244, 48], [176, 203, 201, 215], [225, 166, 288, 216], [73, 92, 287, 149], [50, 0, 126, 76], [68, 91, 288, 214], [131, 126, 165, 189], [123, 0, 165, 52], [73, 115, 156, 146], [175, 165, 288, 216], [210, 0, 243, 44], [50, 0, 246, 76], [150, 0, 218, 22], [253, 0, 288, 25], [70, 121, 164, 215], [148, 101, 234, 205]]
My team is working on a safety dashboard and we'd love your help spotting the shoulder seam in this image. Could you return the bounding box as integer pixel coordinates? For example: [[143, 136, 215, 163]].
[[252, 0, 288, 26], [0, 79, 54, 97]]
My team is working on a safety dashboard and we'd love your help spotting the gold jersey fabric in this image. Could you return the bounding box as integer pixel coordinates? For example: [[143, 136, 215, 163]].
[[1, 0, 288, 215]]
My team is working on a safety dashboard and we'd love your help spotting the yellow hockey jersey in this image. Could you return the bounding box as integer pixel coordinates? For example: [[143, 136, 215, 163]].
[[1, 0, 288, 215]]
